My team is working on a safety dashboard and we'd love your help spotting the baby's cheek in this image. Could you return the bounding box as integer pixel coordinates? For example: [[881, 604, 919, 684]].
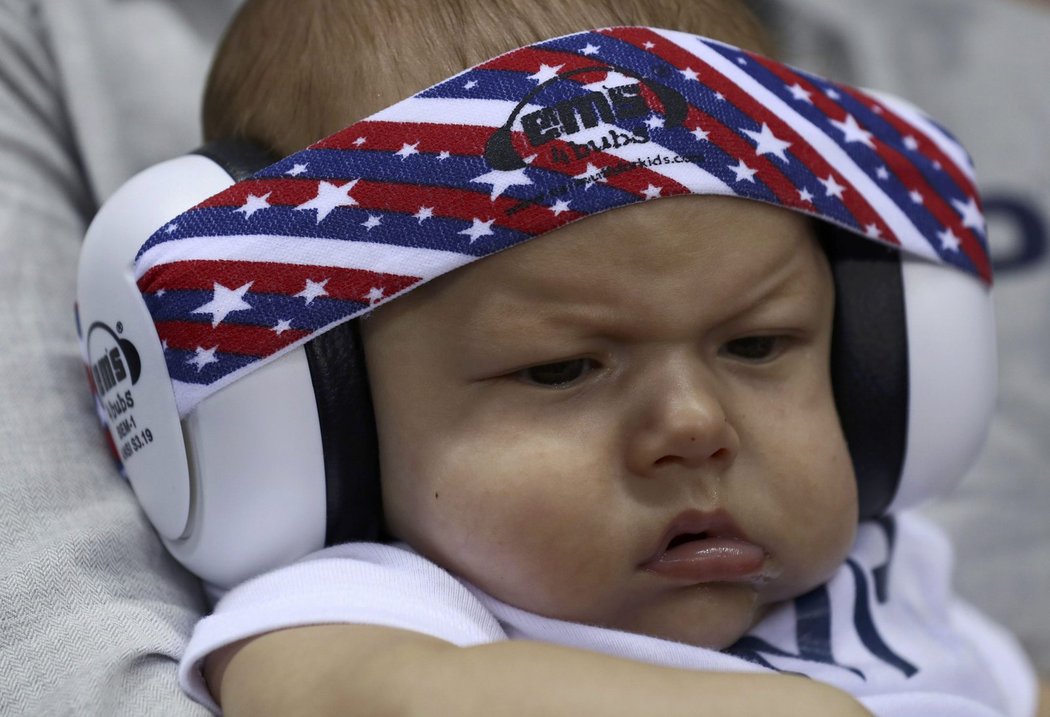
[[792, 472, 857, 577], [469, 446, 626, 600], [759, 441, 856, 581], [413, 435, 589, 555]]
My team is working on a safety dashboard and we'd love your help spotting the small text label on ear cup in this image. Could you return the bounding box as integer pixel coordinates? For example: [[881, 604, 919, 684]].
[[76, 154, 245, 544], [86, 321, 158, 463]]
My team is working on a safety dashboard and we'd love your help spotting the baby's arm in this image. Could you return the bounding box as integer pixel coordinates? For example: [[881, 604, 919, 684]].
[[208, 624, 873, 716]]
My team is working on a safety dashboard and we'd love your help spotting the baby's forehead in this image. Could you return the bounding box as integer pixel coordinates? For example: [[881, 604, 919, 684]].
[[460, 194, 818, 277], [383, 195, 829, 330]]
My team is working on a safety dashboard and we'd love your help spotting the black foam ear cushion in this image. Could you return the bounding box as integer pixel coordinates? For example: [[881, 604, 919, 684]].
[[823, 228, 909, 520], [194, 139, 279, 182], [304, 319, 385, 544]]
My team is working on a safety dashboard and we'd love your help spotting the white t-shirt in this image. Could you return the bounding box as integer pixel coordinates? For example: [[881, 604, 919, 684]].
[[181, 512, 1036, 716]]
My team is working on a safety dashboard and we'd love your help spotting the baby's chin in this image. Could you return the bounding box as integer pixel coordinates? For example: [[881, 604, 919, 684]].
[[598, 583, 773, 650]]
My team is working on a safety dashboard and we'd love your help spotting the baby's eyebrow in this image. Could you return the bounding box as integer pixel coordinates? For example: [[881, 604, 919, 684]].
[[448, 299, 627, 356], [471, 305, 607, 338]]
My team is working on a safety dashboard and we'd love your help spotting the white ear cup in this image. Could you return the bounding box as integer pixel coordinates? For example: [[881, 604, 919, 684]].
[[176, 348, 327, 588], [892, 255, 997, 511], [78, 155, 236, 540], [77, 154, 329, 589]]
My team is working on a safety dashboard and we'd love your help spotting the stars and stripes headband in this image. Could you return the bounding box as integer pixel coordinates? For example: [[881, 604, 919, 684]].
[[135, 26, 988, 417]]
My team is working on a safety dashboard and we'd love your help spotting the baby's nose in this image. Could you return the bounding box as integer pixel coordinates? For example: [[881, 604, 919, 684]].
[[624, 359, 740, 476]]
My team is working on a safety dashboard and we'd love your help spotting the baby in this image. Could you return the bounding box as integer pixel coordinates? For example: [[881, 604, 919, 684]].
[[75, 0, 1037, 715]]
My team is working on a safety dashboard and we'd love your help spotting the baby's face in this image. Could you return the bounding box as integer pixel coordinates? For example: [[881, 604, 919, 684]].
[[362, 195, 857, 649]]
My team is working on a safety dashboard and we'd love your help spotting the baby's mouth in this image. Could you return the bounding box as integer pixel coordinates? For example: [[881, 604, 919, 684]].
[[667, 532, 709, 549], [641, 510, 767, 584]]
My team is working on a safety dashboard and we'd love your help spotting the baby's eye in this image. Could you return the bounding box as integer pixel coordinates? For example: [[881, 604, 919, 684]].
[[517, 358, 594, 387], [720, 336, 784, 362]]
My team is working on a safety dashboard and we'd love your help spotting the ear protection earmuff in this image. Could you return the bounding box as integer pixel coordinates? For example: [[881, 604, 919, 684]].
[[193, 141, 387, 547], [75, 27, 997, 590], [77, 140, 383, 588]]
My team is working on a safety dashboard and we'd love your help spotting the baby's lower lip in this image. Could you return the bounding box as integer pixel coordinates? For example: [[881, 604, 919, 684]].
[[641, 537, 767, 583]]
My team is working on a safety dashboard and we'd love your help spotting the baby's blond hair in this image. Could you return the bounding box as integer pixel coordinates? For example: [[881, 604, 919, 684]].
[[203, 0, 772, 156]]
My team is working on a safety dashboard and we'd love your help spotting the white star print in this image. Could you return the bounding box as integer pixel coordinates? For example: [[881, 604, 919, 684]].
[[645, 115, 665, 130], [742, 123, 791, 162], [679, 67, 700, 81], [798, 187, 815, 203], [952, 196, 984, 232], [642, 184, 662, 200], [788, 84, 813, 103], [164, 223, 178, 234], [471, 167, 533, 201], [903, 135, 919, 151], [826, 87, 841, 100], [937, 227, 961, 252], [353, 137, 366, 146], [529, 63, 563, 84], [285, 163, 309, 176], [367, 287, 385, 304], [549, 199, 571, 215], [295, 278, 329, 305], [830, 114, 875, 148], [156, 289, 166, 298], [714, 92, 726, 101], [910, 189, 924, 205], [235, 192, 272, 219], [579, 72, 626, 96], [691, 127, 710, 142], [414, 206, 434, 223], [581, 43, 600, 55], [295, 180, 359, 223], [437, 150, 451, 160], [464, 79, 478, 90], [574, 163, 606, 188], [876, 166, 890, 180], [730, 160, 757, 183], [459, 218, 495, 243], [187, 346, 219, 373], [395, 142, 420, 160], [272, 319, 293, 335], [820, 174, 846, 199], [192, 282, 253, 328], [865, 224, 883, 239], [643, 41, 655, 49], [737, 57, 748, 65], [361, 214, 382, 231]]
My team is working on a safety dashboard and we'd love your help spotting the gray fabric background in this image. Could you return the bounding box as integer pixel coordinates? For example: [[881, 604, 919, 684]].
[[0, 1, 239, 714]]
